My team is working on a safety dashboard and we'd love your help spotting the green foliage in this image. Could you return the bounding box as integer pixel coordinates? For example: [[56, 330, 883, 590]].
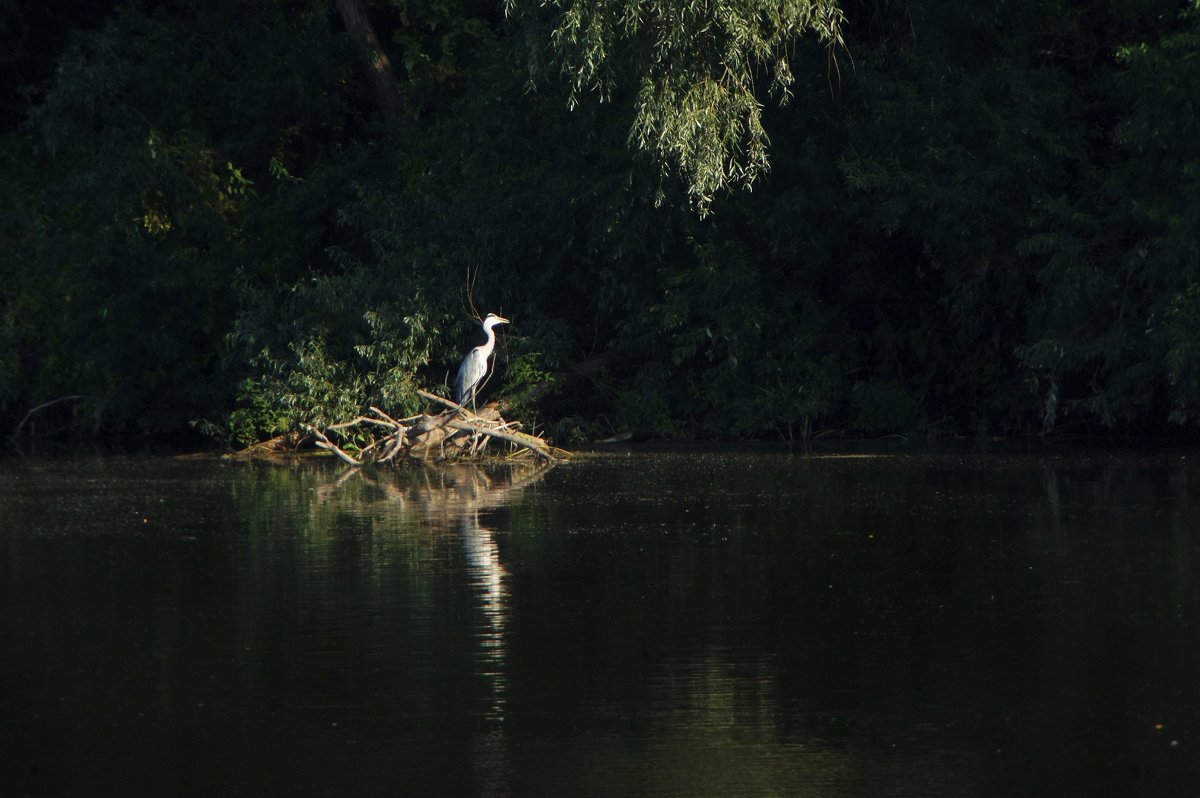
[[498, 351, 555, 425], [513, 0, 845, 212], [851, 381, 918, 435], [1161, 284, 1200, 424], [222, 258, 452, 439], [614, 386, 680, 439], [6, 0, 1200, 445], [1011, 0, 1200, 430], [211, 379, 293, 449], [210, 292, 438, 446], [239, 334, 405, 440], [3, 0, 357, 436]]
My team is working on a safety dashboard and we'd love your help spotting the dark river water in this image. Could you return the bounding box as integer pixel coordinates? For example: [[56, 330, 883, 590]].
[[1, 450, 1197, 796]]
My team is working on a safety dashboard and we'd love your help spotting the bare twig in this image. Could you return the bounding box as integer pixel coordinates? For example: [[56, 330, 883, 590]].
[[304, 424, 362, 466], [417, 389, 467, 414], [330, 416, 398, 431], [369, 406, 417, 425], [12, 395, 95, 438]]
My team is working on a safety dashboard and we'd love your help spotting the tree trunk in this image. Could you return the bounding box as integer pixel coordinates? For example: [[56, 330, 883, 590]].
[[334, 0, 403, 124]]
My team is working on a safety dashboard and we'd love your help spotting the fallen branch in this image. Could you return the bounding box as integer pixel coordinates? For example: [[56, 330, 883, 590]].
[[445, 418, 553, 462], [416, 389, 469, 414], [304, 424, 363, 466], [280, 390, 561, 466]]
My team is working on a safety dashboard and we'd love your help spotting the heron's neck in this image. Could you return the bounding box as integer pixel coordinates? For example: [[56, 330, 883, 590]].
[[481, 324, 497, 353]]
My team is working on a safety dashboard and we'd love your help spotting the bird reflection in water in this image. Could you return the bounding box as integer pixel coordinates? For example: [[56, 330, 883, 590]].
[[460, 508, 510, 798], [449, 468, 526, 798], [462, 508, 509, 697], [312, 462, 545, 797]]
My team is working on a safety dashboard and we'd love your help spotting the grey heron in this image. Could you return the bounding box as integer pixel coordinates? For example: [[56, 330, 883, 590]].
[[455, 313, 509, 410]]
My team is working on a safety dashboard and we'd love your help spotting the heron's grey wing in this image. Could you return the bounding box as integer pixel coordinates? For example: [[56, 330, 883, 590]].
[[455, 348, 486, 403]]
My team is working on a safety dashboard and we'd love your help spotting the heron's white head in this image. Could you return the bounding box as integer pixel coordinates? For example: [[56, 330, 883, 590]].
[[482, 313, 509, 329]]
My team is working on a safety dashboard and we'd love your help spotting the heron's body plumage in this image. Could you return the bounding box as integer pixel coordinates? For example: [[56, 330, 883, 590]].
[[455, 313, 508, 408]]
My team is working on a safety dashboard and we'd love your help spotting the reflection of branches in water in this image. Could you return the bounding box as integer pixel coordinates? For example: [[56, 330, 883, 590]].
[[309, 461, 550, 533]]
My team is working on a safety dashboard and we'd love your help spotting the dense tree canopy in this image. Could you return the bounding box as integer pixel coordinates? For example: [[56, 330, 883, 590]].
[[2, 0, 1199, 444]]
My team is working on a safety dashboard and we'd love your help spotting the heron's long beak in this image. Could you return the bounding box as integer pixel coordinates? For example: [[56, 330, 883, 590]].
[[495, 316, 510, 324]]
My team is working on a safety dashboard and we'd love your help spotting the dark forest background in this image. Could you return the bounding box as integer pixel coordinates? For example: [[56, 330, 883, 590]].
[[2, 0, 1198, 446]]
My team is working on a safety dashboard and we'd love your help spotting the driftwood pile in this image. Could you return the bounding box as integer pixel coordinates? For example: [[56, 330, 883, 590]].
[[295, 390, 556, 465]]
